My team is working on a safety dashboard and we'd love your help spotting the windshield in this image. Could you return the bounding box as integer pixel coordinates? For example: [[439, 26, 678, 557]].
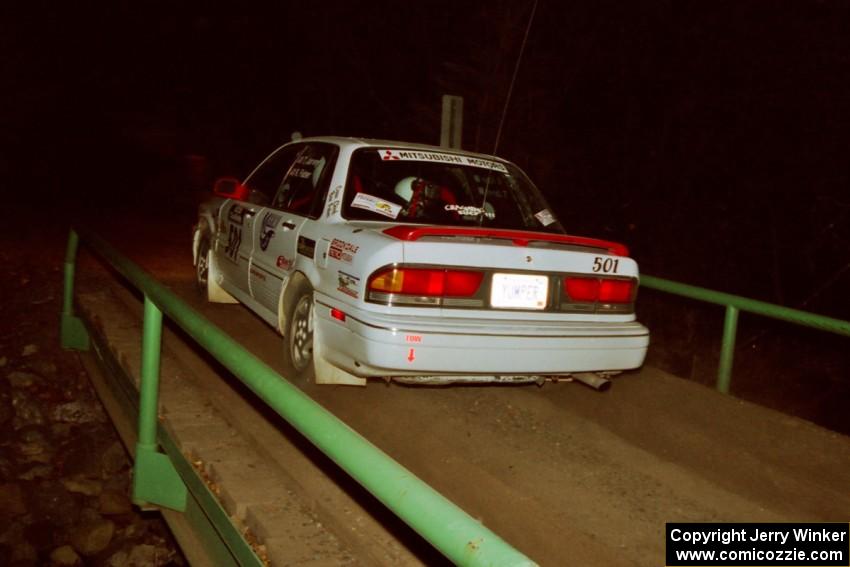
[[341, 147, 564, 233]]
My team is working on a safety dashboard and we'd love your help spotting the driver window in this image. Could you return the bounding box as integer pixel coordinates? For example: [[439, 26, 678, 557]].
[[243, 145, 301, 206]]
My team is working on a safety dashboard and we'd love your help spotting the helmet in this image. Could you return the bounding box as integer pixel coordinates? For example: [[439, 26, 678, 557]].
[[394, 176, 419, 202]]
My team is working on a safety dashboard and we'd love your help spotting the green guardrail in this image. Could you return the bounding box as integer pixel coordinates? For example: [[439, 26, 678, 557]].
[[61, 228, 535, 567], [640, 274, 850, 394]]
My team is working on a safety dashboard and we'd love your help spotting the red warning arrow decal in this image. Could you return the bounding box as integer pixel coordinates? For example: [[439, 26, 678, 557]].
[[407, 348, 415, 362]]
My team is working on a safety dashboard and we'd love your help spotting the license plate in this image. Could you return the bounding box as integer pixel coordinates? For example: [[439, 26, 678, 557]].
[[490, 273, 548, 309]]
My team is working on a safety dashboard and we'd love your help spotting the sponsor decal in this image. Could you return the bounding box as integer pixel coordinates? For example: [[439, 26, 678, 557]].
[[378, 148, 508, 173], [326, 185, 342, 217], [297, 236, 315, 259], [534, 208, 556, 227], [444, 203, 495, 219], [276, 255, 293, 270], [350, 192, 401, 219], [260, 212, 281, 251], [328, 238, 359, 263], [592, 256, 620, 274], [337, 271, 360, 298], [224, 204, 253, 262], [288, 153, 325, 180], [224, 225, 241, 262]]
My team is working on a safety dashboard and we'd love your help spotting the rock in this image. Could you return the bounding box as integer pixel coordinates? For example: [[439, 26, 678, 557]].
[[11, 390, 45, 427], [70, 518, 115, 556], [98, 489, 133, 515], [11, 540, 37, 563], [17, 464, 52, 481], [101, 441, 128, 476], [17, 424, 48, 443], [0, 482, 27, 517], [105, 548, 131, 567], [107, 543, 176, 567], [0, 453, 17, 481], [50, 401, 105, 424], [57, 435, 104, 479], [6, 370, 42, 389], [24, 519, 61, 553], [0, 391, 13, 426], [26, 359, 57, 378], [0, 519, 25, 546], [21, 344, 38, 357], [62, 477, 103, 497], [103, 471, 130, 494], [50, 422, 72, 439], [31, 480, 82, 526], [15, 425, 53, 464], [79, 506, 103, 524], [50, 545, 83, 566], [16, 424, 51, 453]]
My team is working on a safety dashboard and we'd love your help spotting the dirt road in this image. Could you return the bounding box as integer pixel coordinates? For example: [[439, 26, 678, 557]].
[[77, 221, 850, 566]]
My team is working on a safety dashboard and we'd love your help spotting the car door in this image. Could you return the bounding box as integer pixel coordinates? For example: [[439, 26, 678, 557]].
[[249, 143, 339, 314], [215, 200, 258, 295]]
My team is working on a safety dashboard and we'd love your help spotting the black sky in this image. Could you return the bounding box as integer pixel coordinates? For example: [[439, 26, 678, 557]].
[[3, 1, 850, 314]]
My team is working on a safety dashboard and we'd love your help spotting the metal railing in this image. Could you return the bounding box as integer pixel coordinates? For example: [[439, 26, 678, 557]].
[[640, 274, 850, 393], [61, 228, 535, 567]]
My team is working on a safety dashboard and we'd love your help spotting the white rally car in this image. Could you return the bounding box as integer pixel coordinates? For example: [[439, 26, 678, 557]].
[[193, 137, 649, 386]]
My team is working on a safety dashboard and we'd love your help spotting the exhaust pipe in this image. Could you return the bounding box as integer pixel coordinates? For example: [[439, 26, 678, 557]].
[[571, 372, 612, 392]]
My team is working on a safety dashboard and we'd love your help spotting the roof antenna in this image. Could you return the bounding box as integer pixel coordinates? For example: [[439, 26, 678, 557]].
[[479, 0, 539, 227], [492, 0, 539, 156]]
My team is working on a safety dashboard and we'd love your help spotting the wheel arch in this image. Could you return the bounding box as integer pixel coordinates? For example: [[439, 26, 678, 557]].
[[192, 213, 217, 266], [277, 270, 311, 335]]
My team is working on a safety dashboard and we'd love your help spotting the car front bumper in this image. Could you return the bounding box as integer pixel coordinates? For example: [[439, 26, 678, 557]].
[[314, 297, 649, 378]]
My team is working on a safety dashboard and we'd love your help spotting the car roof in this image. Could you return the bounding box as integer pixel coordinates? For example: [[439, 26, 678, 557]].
[[296, 136, 511, 164]]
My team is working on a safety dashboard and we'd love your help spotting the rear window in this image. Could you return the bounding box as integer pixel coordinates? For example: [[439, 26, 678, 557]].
[[341, 148, 564, 233]]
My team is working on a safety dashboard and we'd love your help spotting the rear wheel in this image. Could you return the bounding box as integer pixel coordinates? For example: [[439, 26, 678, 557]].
[[283, 279, 315, 382]]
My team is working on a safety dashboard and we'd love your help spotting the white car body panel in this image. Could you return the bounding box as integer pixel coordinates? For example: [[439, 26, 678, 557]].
[[194, 136, 650, 385]]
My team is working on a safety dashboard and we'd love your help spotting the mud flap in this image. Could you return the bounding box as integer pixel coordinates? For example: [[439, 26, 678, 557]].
[[313, 310, 366, 386]]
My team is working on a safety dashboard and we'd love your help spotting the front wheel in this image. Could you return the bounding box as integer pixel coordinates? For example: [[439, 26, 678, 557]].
[[283, 279, 315, 382], [196, 237, 210, 294]]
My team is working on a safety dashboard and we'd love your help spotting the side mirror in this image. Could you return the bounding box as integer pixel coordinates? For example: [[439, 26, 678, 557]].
[[213, 177, 249, 201]]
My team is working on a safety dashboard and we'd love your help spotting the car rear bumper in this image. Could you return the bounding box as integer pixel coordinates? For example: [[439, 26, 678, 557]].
[[314, 298, 649, 377]]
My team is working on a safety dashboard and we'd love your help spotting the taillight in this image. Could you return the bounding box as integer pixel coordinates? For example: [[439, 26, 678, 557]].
[[564, 277, 600, 302], [599, 279, 634, 303], [368, 267, 484, 306], [564, 276, 635, 304]]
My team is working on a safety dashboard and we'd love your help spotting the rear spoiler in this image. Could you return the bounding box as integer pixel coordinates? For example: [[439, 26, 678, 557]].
[[383, 225, 629, 256]]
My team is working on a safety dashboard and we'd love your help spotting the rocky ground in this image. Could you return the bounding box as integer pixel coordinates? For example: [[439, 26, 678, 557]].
[[0, 223, 184, 566]]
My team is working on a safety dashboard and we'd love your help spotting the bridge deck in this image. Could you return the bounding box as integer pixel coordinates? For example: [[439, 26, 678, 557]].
[[76, 268, 850, 566]]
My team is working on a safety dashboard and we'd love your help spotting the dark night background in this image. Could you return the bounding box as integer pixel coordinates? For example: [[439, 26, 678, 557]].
[[3, 2, 849, 427]]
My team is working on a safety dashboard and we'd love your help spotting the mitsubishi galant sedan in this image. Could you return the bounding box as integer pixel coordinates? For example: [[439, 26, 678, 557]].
[[193, 137, 649, 386]]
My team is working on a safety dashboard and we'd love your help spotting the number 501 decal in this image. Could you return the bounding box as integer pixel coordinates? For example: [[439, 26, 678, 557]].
[[592, 257, 620, 273]]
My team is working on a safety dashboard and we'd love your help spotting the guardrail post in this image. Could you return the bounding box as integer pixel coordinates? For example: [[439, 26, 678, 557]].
[[717, 305, 739, 394], [132, 295, 187, 512], [61, 230, 90, 351]]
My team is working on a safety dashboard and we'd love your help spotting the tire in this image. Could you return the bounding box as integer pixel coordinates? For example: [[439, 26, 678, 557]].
[[282, 278, 315, 382], [196, 236, 210, 295]]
